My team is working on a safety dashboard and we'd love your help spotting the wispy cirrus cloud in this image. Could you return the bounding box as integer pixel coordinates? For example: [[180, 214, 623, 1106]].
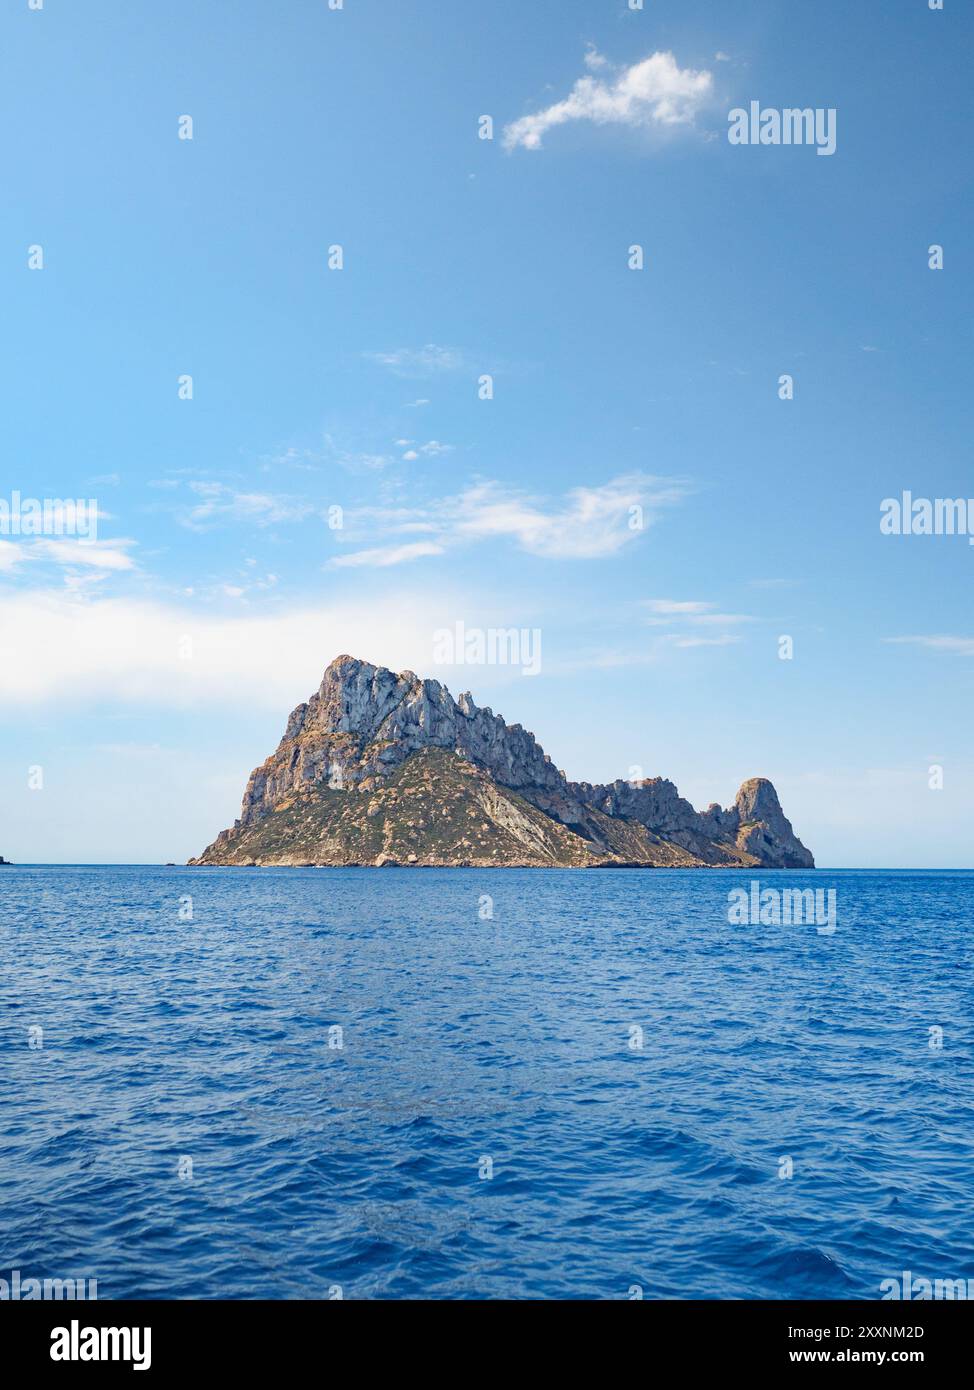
[[642, 599, 712, 618], [180, 482, 316, 530], [640, 597, 753, 646], [642, 598, 752, 624], [452, 476, 677, 558], [35, 539, 138, 572], [332, 541, 445, 570], [885, 635, 974, 657], [330, 473, 687, 569], [0, 537, 138, 575], [665, 632, 741, 649], [503, 50, 714, 152], [365, 344, 468, 377]]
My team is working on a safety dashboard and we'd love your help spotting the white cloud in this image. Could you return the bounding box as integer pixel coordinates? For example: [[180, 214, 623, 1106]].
[[668, 633, 741, 649], [0, 538, 137, 574], [885, 635, 974, 657], [34, 539, 137, 571], [642, 598, 752, 623], [332, 541, 445, 569], [198, 570, 280, 602], [0, 590, 454, 707], [401, 439, 453, 462], [331, 473, 686, 568], [366, 344, 466, 377], [503, 50, 714, 151], [640, 598, 753, 645], [181, 483, 315, 529], [0, 541, 21, 573], [642, 598, 712, 617], [315, 435, 396, 474], [452, 476, 665, 558], [685, 612, 753, 626]]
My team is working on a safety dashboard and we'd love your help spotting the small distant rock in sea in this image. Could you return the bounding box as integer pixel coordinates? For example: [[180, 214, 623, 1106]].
[[189, 655, 815, 870]]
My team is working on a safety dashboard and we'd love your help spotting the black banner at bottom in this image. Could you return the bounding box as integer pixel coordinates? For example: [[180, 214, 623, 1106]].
[[1, 1298, 969, 1374]]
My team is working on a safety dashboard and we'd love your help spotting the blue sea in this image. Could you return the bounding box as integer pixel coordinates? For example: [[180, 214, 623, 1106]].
[[1, 866, 971, 1300]]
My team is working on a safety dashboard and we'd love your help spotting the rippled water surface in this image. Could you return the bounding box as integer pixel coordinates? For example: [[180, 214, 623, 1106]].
[[1, 866, 972, 1299]]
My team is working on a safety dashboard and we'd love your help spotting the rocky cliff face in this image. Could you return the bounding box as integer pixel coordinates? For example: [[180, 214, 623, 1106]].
[[190, 655, 814, 869]]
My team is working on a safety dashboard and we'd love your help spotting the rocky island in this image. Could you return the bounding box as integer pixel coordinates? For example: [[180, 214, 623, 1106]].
[[190, 655, 814, 869]]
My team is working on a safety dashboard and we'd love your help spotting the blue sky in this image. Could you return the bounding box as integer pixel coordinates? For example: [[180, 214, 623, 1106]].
[[1, 0, 971, 866]]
